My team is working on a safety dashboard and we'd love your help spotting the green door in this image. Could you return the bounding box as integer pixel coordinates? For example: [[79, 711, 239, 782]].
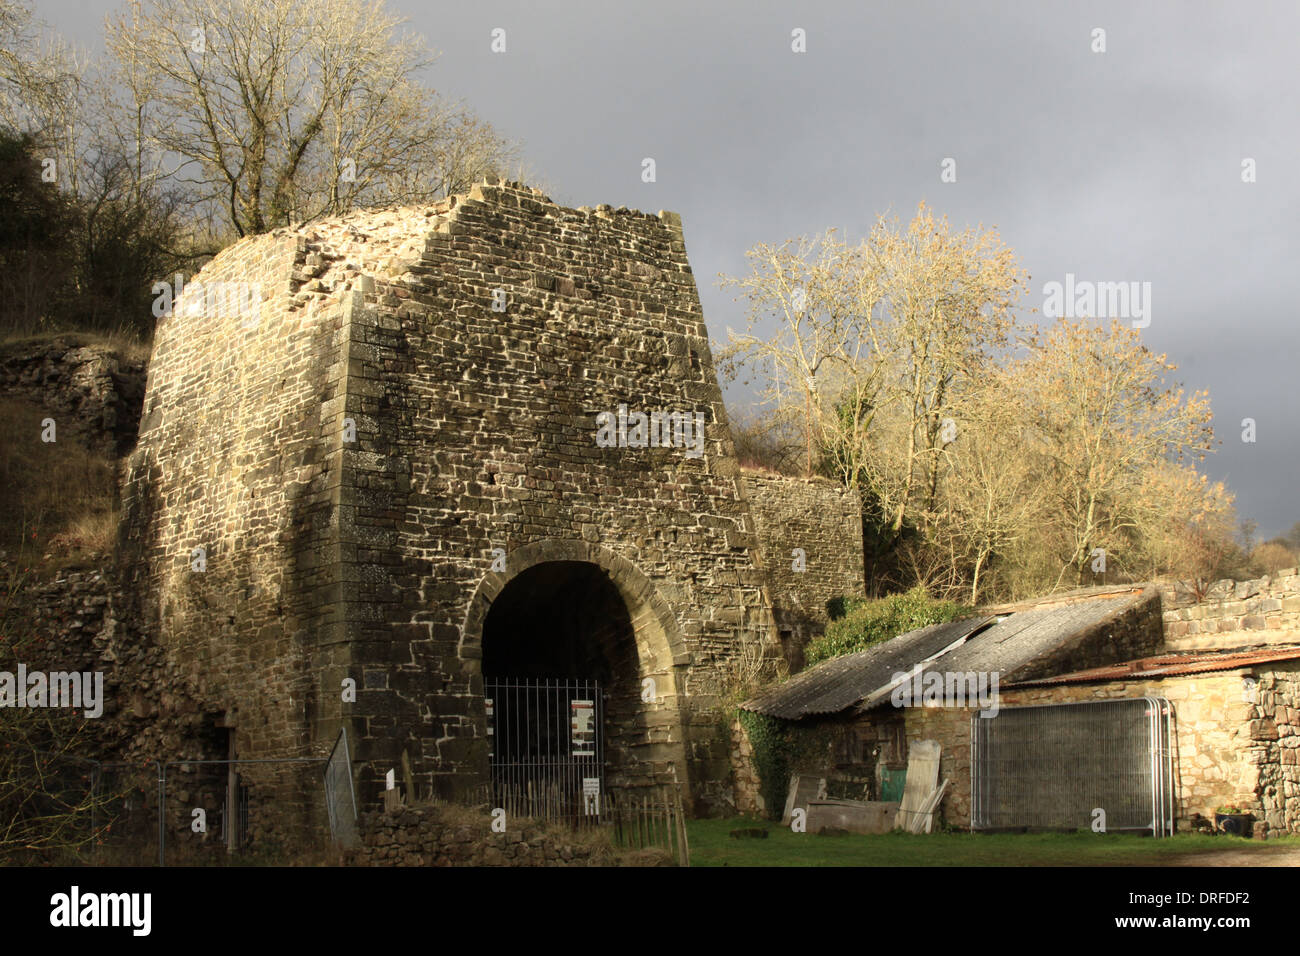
[[880, 768, 907, 803]]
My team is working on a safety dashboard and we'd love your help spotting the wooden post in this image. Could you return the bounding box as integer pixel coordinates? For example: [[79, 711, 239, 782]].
[[216, 714, 238, 853], [401, 751, 416, 804]]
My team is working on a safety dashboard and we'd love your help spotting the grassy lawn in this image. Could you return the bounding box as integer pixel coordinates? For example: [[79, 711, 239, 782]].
[[686, 817, 1300, 867]]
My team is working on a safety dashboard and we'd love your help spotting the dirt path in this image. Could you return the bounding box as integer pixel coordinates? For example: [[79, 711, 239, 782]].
[[1162, 847, 1300, 867]]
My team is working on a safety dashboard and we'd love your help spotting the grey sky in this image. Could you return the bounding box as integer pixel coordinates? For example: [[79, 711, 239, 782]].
[[42, 0, 1300, 538]]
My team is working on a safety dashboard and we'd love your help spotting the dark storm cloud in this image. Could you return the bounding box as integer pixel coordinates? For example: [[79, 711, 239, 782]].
[[46, 0, 1300, 535]]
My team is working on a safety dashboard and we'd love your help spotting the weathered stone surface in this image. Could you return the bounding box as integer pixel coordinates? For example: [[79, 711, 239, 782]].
[[740, 471, 865, 671], [0, 336, 146, 455], [1161, 573, 1300, 649], [346, 803, 650, 867], [111, 181, 868, 837]]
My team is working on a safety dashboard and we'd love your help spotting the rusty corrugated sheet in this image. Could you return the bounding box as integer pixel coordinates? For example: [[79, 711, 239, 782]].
[[740, 616, 992, 719], [1006, 646, 1300, 686]]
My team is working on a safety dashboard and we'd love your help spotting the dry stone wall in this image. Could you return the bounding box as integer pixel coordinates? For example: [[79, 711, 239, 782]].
[[0, 564, 208, 759], [347, 803, 668, 866], [730, 714, 765, 817], [1251, 665, 1300, 834], [0, 336, 146, 455]]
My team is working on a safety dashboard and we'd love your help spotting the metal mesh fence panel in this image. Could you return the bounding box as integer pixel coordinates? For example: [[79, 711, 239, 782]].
[[972, 696, 1174, 834], [324, 729, 359, 849]]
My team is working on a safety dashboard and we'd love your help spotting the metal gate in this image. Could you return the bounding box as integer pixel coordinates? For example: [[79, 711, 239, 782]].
[[324, 728, 359, 848], [971, 696, 1175, 835], [486, 678, 605, 826]]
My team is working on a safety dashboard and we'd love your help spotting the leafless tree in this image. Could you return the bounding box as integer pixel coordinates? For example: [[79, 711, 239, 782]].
[[104, 0, 521, 238]]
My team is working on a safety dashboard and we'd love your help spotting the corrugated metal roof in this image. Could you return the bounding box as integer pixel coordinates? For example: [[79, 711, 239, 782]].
[[741, 589, 1154, 720], [853, 593, 1144, 712], [914, 593, 1139, 681], [1006, 646, 1300, 686], [741, 617, 993, 719]]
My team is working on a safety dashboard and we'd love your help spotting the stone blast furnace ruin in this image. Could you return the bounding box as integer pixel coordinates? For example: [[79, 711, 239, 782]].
[[119, 180, 790, 844]]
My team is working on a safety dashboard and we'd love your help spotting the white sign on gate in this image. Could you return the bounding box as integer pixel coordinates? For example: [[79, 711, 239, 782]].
[[582, 777, 601, 816], [571, 699, 595, 756]]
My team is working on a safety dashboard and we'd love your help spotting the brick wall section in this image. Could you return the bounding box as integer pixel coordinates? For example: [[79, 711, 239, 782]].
[[120, 181, 789, 827], [740, 470, 865, 670], [1160, 570, 1300, 649]]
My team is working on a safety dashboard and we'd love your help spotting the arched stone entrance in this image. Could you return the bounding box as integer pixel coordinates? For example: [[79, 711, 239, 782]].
[[461, 540, 693, 808]]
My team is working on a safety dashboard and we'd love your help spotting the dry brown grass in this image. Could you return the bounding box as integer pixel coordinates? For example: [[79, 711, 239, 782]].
[[0, 396, 120, 571], [0, 328, 153, 366]]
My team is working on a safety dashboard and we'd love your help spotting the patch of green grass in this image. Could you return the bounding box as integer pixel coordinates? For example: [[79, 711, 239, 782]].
[[685, 817, 1300, 867]]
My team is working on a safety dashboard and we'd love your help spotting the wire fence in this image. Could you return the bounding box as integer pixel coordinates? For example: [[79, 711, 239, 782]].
[[971, 696, 1175, 835], [2, 749, 340, 865], [10, 730, 691, 865]]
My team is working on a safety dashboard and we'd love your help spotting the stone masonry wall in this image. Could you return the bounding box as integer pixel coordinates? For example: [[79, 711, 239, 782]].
[[730, 714, 764, 817], [740, 470, 865, 671], [1251, 664, 1300, 834], [1160, 570, 1300, 651], [344, 183, 780, 813], [0, 564, 215, 760], [0, 563, 293, 852], [119, 215, 353, 839], [121, 180, 785, 827], [346, 803, 668, 866]]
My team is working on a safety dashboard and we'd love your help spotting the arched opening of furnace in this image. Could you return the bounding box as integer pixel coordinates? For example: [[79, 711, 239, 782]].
[[481, 561, 640, 820]]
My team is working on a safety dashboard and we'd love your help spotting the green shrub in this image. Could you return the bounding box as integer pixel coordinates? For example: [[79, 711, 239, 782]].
[[736, 709, 841, 821], [825, 595, 861, 621], [736, 710, 793, 820], [805, 586, 969, 666]]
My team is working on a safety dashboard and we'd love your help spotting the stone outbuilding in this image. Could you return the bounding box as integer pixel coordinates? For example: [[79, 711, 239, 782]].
[[999, 647, 1300, 835], [737, 580, 1300, 836]]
